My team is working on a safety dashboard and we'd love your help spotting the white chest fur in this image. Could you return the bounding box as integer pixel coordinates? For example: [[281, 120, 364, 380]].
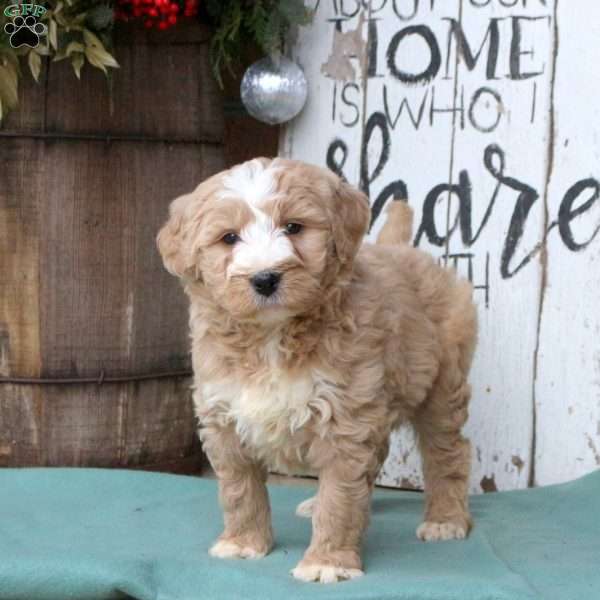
[[194, 325, 341, 472], [199, 370, 318, 464]]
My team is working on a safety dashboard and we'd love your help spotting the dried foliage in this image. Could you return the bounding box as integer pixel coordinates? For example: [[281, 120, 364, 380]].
[[0, 0, 117, 120]]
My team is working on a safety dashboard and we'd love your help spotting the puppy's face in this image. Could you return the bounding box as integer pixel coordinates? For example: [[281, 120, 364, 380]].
[[157, 158, 370, 321]]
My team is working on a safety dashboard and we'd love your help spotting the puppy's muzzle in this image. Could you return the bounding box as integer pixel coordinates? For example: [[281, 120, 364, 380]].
[[250, 270, 281, 297]]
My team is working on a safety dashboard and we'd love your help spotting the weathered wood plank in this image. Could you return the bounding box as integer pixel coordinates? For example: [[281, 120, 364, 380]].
[[281, 1, 368, 187], [445, 0, 556, 492], [534, 1, 600, 485], [0, 378, 198, 468], [35, 141, 223, 377], [0, 23, 224, 471], [0, 386, 43, 466], [121, 378, 200, 467], [1, 62, 46, 132], [0, 138, 42, 378], [362, 0, 462, 491]]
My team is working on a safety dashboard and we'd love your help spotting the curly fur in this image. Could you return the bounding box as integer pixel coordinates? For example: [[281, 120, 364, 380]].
[[157, 158, 478, 583]]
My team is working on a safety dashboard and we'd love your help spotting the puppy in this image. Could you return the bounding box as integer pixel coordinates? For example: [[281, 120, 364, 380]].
[[157, 158, 477, 584]]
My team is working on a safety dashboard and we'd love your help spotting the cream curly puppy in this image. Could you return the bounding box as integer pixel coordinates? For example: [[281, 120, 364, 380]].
[[157, 158, 477, 584]]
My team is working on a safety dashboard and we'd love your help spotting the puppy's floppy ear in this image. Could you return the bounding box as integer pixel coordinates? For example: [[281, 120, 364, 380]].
[[330, 179, 371, 266], [157, 192, 198, 279]]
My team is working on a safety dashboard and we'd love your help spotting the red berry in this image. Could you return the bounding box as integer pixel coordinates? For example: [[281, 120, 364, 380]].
[[169, 3, 179, 13], [148, 7, 158, 16], [158, 20, 168, 29], [168, 13, 177, 24], [144, 18, 153, 27]]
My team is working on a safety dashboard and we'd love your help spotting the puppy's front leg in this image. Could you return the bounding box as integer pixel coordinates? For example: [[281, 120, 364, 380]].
[[292, 454, 371, 584], [202, 424, 273, 559]]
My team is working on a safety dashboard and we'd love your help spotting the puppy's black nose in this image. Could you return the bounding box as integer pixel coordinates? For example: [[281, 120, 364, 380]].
[[250, 271, 281, 297]]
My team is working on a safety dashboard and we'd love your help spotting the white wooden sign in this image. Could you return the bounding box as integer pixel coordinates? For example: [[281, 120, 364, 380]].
[[281, 0, 600, 492]]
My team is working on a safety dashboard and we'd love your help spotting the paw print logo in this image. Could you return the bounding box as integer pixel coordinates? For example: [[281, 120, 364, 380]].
[[4, 15, 47, 49]]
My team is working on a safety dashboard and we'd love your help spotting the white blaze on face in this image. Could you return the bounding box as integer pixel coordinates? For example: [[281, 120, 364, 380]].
[[220, 159, 295, 277], [220, 158, 278, 206]]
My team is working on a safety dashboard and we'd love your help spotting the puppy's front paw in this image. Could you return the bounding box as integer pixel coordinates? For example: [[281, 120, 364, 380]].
[[295, 496, 316, 518], [291, 562, 364, 584], [209, 538, 268, 560], [416, 520, 468, 541]]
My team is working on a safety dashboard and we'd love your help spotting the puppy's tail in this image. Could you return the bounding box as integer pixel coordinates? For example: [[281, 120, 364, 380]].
[[376, 200, 413, 246]]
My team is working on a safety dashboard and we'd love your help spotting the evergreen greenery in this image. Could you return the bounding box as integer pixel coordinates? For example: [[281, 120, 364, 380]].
[[205, 0, 311, 85]]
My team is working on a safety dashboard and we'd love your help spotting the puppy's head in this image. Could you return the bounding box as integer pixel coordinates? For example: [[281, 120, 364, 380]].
[[157, 158, 370, 321]]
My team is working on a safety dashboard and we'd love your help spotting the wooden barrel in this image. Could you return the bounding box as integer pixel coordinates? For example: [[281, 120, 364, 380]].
[[0, 23, 224, 471]]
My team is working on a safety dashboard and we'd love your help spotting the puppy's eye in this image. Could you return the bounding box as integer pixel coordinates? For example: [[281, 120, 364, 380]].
[[285, 223, 303, 235], [221, 232, 240, 245]]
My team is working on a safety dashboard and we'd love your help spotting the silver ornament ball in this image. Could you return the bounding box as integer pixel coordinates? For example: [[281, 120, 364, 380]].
[[241, 56, 308, 125]]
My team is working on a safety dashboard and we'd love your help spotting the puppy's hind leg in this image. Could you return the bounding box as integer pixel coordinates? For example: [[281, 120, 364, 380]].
[[413, 363, 472, 542], [294, 438, 388, 520], [296, 496, 316, 518]]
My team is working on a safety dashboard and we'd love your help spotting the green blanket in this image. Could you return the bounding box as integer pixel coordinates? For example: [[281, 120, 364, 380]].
[[1, 468, 598, 600]]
